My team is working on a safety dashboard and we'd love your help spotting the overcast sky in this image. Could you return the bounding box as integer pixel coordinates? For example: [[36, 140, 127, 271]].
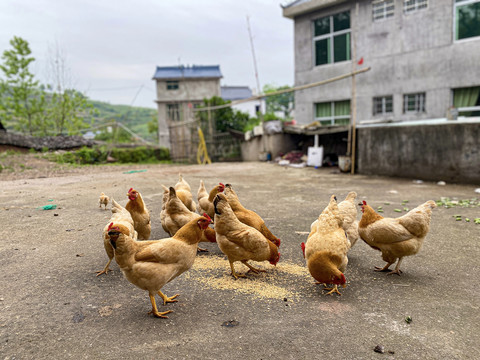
[[0, 0, 294, 109]]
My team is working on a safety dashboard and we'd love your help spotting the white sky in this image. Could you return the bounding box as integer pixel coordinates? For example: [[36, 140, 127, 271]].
[[0, 0, 294, 109]]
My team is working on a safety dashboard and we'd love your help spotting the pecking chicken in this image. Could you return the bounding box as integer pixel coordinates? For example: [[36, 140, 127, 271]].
[[213, 193, 280, 279], [197, 181, 225, 218], [163, 187, 216, 247], [99, 192, 109, 210], [107, 215, 212, 318], [126, 188, 151, 240], [359, 200, 436, 275], [311, 191, 359, 248], [174, 174, 197, 212], [223, 183, 281, 247], [305, 195, 349, 295], [97, 199, 137, 276], [160, 184, 171, 235]]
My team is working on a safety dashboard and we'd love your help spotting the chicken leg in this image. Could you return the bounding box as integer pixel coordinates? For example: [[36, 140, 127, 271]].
[[158, 291, 179, 305], [96, 258, 113, 276], [148, 294, 173, 318], [386, 258, 404, 276], [374, 262, 393, 273], [241, 260, 266, 274], [229, 261, 246, 280]]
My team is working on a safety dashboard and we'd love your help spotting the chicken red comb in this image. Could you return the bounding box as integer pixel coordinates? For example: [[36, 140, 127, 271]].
[[108, 222, 114, 230], [362, 200, 367, 205], [203, 213, 212, 222], [128, 188, 133, 193], [301, 242, 306, 258]]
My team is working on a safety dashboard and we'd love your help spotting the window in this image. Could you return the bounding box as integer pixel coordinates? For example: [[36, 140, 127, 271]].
[[372, 0, 395, 21], [315, 100, 350, 125], [373, 96, 393, 115], [455, 0, 480, 41], [166, 81, 179, 90], [453, 86, 480, 116], [313, 11, 351, 66], [403, 93, 425, 113], [166, 103, 181, 121], [403, 0, 428, 13]]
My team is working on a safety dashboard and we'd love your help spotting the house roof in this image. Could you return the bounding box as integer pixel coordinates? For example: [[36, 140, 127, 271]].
[[152, 65, 223, 80], [282, 0, 349, 19], [221, 86, 253, 101]]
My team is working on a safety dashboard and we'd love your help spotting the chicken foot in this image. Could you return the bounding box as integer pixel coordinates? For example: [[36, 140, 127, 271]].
[[148, 294, 173, 318], [197, 246, 209, 252], [386, 258, 404, 276], [95, 258, 113, 277], [229, 261, 246, 280], [241, 261, 266, 274], [323, 284, 342, 296], [374, 262, 393, 272], [158, 291, 179, 305]]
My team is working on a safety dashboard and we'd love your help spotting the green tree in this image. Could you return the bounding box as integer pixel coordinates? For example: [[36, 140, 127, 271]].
[[197, 96, 251, 133], [263, 84, 294, 119], [0, 36, 46, 134], [147, 114, 159, 141]]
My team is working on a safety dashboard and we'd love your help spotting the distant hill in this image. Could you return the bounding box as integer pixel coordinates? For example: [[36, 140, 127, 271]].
[[89, 100, 158, 142]]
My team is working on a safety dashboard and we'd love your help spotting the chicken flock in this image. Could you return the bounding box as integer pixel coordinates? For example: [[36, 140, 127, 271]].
[[98, 174, 436, 318]]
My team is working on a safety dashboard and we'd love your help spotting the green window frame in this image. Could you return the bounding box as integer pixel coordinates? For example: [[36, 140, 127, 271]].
[[313, 11, 351, 66], [315, 100, 351, 126], [455, 0, 480, 41], [166, 81, 179, 90]]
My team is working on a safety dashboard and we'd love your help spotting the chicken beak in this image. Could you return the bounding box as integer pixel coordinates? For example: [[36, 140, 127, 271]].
[[341, 284, 347, 288]]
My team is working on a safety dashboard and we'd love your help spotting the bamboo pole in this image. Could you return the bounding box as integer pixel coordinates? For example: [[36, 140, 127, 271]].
[[351, 1, 360, 175]]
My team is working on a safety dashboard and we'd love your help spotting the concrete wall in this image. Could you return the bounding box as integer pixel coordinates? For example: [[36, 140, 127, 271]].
[[357, 121, 480, 183], [291, 0, 480, 125], [241, 134, 298, 161]]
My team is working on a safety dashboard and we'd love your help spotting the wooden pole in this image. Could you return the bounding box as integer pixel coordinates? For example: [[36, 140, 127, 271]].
[[350, 2, 359, 175]]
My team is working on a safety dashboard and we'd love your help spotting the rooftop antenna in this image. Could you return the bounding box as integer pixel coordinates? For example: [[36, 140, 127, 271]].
[[246, 15, 261, 95]]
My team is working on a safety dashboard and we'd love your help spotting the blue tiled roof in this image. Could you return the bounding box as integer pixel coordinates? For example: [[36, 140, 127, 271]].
[[221, 86, 253, 101], [152, 65, 222, 80]]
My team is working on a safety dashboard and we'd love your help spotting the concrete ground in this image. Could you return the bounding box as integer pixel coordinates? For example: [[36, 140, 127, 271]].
[[0, 162, 479, 359]]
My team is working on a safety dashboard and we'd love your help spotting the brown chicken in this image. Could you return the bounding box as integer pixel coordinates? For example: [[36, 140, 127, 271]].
[[107, 215, 212, 318], [160, 184, 170, 234], [197, 180, 225, 218], [359, 200, 436, 275], [223, 183, 281, 247], [174, 174, 196, 212], [99, 192, 109, 210], [310, 191, 359, 248], [213, 193, 280, 279], [305, 195, 349, 295], [96, 199, 137, 276], [125, 188, 151, 240], [163, 187, 216, 247]]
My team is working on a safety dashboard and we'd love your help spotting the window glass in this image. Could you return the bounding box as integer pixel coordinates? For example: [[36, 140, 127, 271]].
[[333, 11, 350, 31], [456, 1, 480, 40], [333, 33, 350, 62], [315, 38, 331, 66], [314, 17, 330, 36]]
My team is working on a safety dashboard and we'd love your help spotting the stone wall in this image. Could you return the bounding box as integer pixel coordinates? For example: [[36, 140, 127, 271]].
[[356, 121, 480, 183], [0, 132, 96, 151]]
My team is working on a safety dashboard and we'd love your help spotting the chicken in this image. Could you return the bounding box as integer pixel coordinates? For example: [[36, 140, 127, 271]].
[[359, 200, 436, 275], [163, 187, 217, 247], [99, 192, 109, 210], [197, 181, 225, 218], [125, 188, 151, 240], [160, 185, 170, 234], [174, 174, 196, 212], [311, 191, 359, 248], [223, 183, 281, 247], [96, 199, 137, 276], [107, 215, 212, 318], [213, 193, 280, 279], [305, 195, 349, 295]]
